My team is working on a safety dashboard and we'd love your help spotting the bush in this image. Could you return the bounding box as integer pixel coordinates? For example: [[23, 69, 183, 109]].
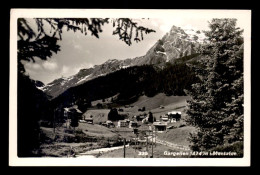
[[108, 108, 125, 121], [96, 103, 103, 109], [39, 131, 53, 144], [64, 128, 74, 134], [63, 135, 76, 143], [39, 120, 52, 127], [179, 124, 186, 128], [99, 140, 110, 148]]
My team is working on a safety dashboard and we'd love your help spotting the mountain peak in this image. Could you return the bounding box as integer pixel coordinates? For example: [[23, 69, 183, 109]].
[[105, 59, 118, 64], [42, 24, 205, 99], [170, 25, 181, 32]]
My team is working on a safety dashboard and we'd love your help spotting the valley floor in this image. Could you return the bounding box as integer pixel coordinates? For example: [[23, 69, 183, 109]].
[[38, 95, 196, 158]]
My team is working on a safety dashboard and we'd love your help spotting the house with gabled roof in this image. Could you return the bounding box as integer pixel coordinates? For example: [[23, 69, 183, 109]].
[[117, 119, 129, 127], [153, 121, 167, 133]]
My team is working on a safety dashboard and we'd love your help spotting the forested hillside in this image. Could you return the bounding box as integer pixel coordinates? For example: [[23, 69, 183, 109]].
[[49, 62, 200, 117]]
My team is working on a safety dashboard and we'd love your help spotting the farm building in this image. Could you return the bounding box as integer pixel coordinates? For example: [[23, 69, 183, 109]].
[[153, 121, 167, 133], [101, 120, 114, 128], [106, 120, 114, 128], [129, 121, 138, 128], [135, 115, 146, 121], [161, 115, 169, 122], [161, 114, 177, 123], [168, 111, 181, 121], [117, 120, 129, 127]]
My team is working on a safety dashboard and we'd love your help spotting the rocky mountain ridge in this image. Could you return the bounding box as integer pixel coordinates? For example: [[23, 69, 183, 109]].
[[40, 25, 206, 99]]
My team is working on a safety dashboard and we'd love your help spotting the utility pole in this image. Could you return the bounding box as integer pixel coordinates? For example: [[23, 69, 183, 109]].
[[151, 129, 153, 158], [154, 128, 156, 148], [53, 108, 56, 134], [135, 134, 137, 152], [146, 136, 148, 158], [65, 109, 68, 129], [123, 138, 126, 158]]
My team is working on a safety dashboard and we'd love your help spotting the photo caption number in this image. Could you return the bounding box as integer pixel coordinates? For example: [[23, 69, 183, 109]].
[[138, 151, 148, 156]]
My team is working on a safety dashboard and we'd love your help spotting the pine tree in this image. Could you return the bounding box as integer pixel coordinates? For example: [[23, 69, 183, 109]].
[[186, 19, 244, 151], [108, 108, 119, 121], [70, 109, 79, 130], [148, 112, 154, 123]]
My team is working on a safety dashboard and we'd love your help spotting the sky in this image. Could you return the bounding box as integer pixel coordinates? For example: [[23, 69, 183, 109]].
[[22, 16, 245, 84]]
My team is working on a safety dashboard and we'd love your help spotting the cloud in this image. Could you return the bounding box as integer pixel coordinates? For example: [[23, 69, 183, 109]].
[[150, 20, 159, 28], [61, 65, 69, 75], [70, 37, 84, 50], [74, 44, 82, 50], [24, 62, 42, 70], [32, 64, 41, 70], [159, 24, 172, 33], [80, 63, 94, 69], [59, 63, 94, 78], [42, 61, 58, 71]]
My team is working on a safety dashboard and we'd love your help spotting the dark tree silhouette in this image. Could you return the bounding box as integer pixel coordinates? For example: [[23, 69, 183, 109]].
[[107, 108, 124, 121], [17, 73, 49, 157], [148, 112, 154, 123], [70, 109, 80, 129]]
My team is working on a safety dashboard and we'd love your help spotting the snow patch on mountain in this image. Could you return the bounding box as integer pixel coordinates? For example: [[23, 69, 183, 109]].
[[156, 51, 166, 55], [76, 74, 92, 85], [120, 65, 130, 69], [36, 86, 45, 91], [183, 29, 206, 43]]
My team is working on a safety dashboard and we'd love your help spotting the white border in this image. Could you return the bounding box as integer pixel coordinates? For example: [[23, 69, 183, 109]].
[[9, 9, 251, 166]]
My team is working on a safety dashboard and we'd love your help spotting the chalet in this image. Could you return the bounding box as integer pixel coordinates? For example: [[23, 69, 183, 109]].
[[129, 121, 138, 128], [106, 120, 113, 125], [161, 115, 169, 122], [117, 120, 129, 127], [100, 120, 114, 128], [168, 111, 181, 121], [153, 121, 167, 133], [106, 120, 114, 128], [161, 114, 177, 123], [135, 115, 146, 122]]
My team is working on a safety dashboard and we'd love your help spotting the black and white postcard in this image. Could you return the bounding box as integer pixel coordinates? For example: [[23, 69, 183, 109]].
[[9, 9, 251, 166]]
